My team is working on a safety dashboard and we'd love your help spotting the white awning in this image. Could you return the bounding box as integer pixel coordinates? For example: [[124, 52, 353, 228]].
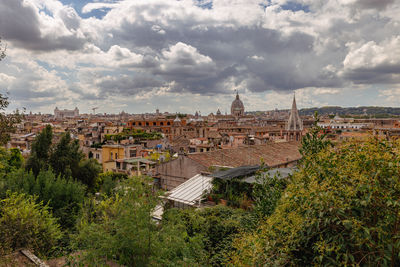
[[166, 174, 213, 206]]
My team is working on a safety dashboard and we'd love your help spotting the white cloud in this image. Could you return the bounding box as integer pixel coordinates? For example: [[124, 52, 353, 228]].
[[0, 0, 400, 113]]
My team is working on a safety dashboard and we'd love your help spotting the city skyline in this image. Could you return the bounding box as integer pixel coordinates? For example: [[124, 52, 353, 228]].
[[0, 0, 399, 114]]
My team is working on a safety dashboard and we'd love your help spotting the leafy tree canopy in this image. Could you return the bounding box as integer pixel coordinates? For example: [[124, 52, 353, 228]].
[[232, 139, 400, 266], [25, 124, 53, 176], [0, 192, 62, 257], [0, 169, 86, 230], [72, 177, 204, 266]]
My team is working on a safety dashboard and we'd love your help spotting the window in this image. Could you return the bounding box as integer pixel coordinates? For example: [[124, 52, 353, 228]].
[[160, 122, 164, 126], [139, 122, 142, 126], [110, 152, 113, 160], [146, 122, 149, 126], [96, 154, 100, 159], [130, 149, 137, 157], [167, 121, 171, 125], [115, 153, 118, 159]]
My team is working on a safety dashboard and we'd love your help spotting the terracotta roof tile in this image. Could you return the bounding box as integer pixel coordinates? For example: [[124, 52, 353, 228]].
[[187, 141, 301, 168]]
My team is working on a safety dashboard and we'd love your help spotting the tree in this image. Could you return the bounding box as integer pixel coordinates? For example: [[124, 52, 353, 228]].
[[232, 139, 400, 266], [72, 177, 203, 266], [252, 171, 288, 220], [167, 205, 249, 266], [25, 125, 53, 176], [0, 94, 23, 146], [75, 158, 101, 191], [26, 128, 101, 191], [0, 169, 86, 230], [299, 111, 330, 158], [49, 132, 83, 179], [0, 147, 23, 176], [72, 177, 160, 266], [0, 192, 62, 257], [0, 39, 22, 145]]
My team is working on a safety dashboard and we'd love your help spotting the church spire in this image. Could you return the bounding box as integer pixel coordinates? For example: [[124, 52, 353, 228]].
[[287, 93, 303, 131]]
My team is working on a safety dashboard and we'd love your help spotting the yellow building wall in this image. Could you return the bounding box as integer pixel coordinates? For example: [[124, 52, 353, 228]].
[[101, 146, 125, 172]]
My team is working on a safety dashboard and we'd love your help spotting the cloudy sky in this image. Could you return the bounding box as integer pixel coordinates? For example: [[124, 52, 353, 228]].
[[0, 0, 399, 114]]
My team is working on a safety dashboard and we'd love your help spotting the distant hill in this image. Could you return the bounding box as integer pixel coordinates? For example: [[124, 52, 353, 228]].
[[299, 106, 400, 118]]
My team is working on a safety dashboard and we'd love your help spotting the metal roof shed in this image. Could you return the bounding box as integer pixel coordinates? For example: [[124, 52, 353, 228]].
[[211, 165, 260, 180], [165, 174, 213, 207]]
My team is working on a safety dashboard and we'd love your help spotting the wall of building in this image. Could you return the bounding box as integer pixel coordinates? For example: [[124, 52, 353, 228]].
[[155, 155, 207, 190]]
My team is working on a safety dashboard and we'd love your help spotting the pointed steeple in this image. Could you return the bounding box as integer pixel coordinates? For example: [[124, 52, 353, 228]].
[[287, 93, 303, 131], [291, 93, 297, 110]]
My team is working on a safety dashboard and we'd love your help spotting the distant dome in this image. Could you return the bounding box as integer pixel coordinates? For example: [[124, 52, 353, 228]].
[[231, 92, 244, 117]]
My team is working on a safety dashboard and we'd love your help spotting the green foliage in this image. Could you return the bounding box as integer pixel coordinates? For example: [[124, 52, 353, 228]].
[[149, 151, 171, 162], [90, 141, 105, 148], [26, 128, 101, 191], [50, 132, 83, 179], [300, 106, 400, 117], [75, 159, 102, 191], [0, 93, 23, 146], [0, 147, 23, 176], [252, 171, 288, 219], [211, 178, 252, 208], [26, 124, 53, 176], [299, 111, 330, 158], [0, 192, 62, 257], [171, 205, 249, 266], [96, 172, 128, 196], [7, 148, 23, 169], [232, 139, 400, 266], [72, 177, 206, 266], [150, 208, 204, 266], [72, 177, 160, 266], [105, 129, 163, 142], [0, 169, 86, 230]]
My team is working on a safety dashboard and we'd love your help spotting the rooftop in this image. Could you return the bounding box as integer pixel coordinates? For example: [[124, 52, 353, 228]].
[[187, 141, 301, 168]]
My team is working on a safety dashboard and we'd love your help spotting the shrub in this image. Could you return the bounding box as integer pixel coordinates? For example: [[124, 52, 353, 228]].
[[0, 169, 86, 230], [0, 192, 62, 257], [232, 139, 400, 266]]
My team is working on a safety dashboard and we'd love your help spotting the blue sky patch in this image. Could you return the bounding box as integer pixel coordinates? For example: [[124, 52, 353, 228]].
[[281, 1, 310, 12]]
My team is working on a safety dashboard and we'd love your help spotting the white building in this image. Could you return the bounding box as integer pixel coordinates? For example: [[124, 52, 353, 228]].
[[54, 107, 79, 119]]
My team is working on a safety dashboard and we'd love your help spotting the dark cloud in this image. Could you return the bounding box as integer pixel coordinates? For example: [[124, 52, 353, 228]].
[[354, 0, 395, 10], [2, 0, 400, 112], [0, 0, 86, 51], [343, 65, 400, 84], [96, 74, 165, 96], [103, 13, 341, 95]]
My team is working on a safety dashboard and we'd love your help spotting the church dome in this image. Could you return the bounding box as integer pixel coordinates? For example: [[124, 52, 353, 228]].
[[231, 92, 244, 117]]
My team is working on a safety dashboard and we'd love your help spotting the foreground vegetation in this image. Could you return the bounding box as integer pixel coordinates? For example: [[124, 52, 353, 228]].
[[2, 120, 400, 265]]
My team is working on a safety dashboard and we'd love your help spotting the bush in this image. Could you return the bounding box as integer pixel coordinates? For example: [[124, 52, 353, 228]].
[[0, 192, 62, 257], [232, 139, 400, 266], [0, 169, 86, 230], [171, 205, 249, 266], [72, 177, 160, 266]]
